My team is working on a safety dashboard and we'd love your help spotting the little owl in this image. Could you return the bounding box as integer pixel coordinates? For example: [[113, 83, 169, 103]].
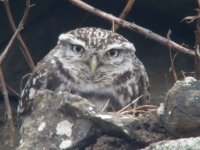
[[17, 27, 150, 115]]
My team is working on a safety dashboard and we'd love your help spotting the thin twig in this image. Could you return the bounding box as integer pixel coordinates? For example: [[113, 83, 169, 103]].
[[69, 0, 195, 56], [112, 0, 135, 31], [134, 105, 158, 110], [120, 109, 157, 115], [3, 0, 35, 70], [0, 0, 32, 64], [164, 73, 170, 90], [101, 99, 110, 112], [0, 67, 15, 146], [7, 85, 20, 97], [194, 0, 200, 80], [112, 21, 115, 32], [0, 27, 23, 64], [195, 38, 200, 80], [118, 95, 143, 113], [181, 70, 186, 78], [78, 12, 89, 27], [120, 105, 157, 115], [167, 29, 178, 81], [181, 70, 195, 78]]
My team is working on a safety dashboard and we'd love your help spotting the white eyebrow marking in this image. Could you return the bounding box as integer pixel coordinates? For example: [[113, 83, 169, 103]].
[[58, 33, 86, 48], [105, 42, 135, 52]]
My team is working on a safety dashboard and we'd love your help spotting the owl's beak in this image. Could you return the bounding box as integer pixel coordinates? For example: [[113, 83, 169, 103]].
[[90, 55, 98, 73]]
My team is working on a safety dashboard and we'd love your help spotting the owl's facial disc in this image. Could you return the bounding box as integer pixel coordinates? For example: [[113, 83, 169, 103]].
[[58, 32, 135, 78]]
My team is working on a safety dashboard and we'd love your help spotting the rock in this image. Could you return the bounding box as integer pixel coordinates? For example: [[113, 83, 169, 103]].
[[161, 77, 200, 137], [143, 136, 200, 150], [134, 111, 170, 144], [16, 89, 172, 149], [16, 90, 144, 149]]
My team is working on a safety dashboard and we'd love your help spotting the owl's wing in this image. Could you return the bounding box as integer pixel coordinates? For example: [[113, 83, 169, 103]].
[[138, 69, 150, 105], [133, 57, 150, 105], [17, 59, 62, 115]]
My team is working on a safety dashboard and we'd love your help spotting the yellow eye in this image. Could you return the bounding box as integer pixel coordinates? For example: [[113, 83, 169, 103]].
[[107, 49, 119, 57], [72, 45, 84, 53]]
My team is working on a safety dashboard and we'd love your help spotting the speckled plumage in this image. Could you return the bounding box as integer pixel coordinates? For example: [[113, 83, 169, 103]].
[[17, 27, 150, 115]]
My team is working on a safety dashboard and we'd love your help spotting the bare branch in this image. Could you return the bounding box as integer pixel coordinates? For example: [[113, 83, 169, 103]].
[[0, 27, 23, 64], [194, 0, 200, 80], [0, 67, 15, 146], [69, 0, 195, 56], [167, 29, 178, 81], [112, 0, 135, 31], [198, 0, 200, 7], [0, 0, 35, 145], [0, 0, 33, 64], [182, 15, 200, 23], [3, 0, 35, 70]]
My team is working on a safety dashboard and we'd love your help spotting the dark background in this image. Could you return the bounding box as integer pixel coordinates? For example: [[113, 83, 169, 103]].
[[0, 0, 197, 104]]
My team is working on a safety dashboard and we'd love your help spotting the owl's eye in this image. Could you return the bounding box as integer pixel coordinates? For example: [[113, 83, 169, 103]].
[[72, 45, 84, 53], [107, 49, 119, 57]]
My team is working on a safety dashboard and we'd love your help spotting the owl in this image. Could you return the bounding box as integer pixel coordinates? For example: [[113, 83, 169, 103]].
[[17, 27, 150, 115]]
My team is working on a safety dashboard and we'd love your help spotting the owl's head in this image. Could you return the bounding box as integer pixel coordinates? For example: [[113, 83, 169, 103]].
[[52, 27, 137, 84]]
